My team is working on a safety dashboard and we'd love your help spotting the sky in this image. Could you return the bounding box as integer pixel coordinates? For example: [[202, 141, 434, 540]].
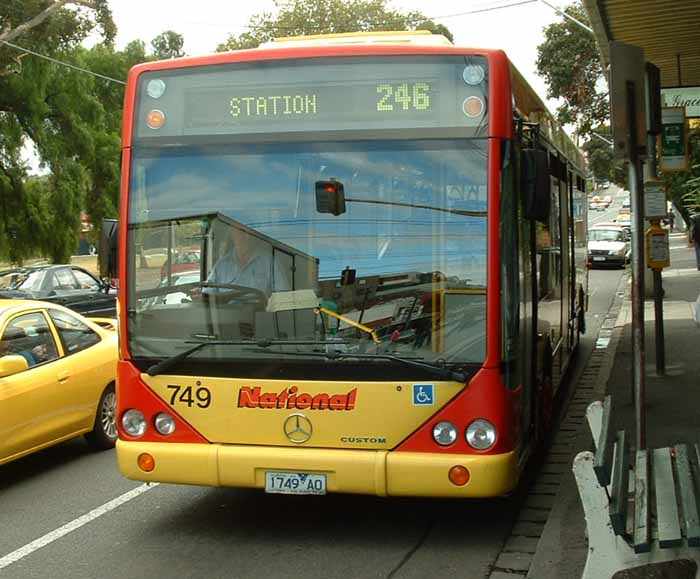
[[107, 0, 564, 109]]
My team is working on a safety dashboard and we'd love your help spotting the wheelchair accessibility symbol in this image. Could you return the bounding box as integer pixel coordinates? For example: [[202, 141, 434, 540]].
[[412, 384, 434, 406]]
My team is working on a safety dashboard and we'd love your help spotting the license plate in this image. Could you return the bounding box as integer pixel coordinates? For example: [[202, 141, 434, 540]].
[[593, 256, 606, 261], [264, 471, 327, 495]]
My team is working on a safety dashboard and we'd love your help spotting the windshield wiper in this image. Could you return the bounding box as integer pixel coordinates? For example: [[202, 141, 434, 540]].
[[146, 339, 348, 377], [239, 347, 468, 382]]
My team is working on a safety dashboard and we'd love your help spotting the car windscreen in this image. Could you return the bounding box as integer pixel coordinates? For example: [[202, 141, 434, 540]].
[[590, 229, 623, 242]]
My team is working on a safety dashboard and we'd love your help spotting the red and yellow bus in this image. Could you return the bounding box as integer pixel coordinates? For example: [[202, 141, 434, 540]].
[[115, 31, 587, 498]]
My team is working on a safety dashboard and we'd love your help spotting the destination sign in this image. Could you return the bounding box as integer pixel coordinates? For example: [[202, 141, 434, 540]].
[[225, 82, 431, 119], [134, 56, 488, 139]]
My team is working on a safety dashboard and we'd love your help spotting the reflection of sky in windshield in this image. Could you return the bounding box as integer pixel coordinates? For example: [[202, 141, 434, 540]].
[[130, 140, 488, 283]]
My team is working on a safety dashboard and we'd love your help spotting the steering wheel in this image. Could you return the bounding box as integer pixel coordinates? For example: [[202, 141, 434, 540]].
[[202, 284, 268, 309]]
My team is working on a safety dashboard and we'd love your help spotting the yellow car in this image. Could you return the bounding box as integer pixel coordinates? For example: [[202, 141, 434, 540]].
[[0, 299, 118, 465]]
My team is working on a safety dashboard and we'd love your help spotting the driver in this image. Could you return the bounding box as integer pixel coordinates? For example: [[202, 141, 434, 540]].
[[204, 226, 274, 295]]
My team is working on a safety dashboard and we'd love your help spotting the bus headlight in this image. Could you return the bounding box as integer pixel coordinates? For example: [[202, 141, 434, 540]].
[[432, 421, 458, 446], [122, 409, 147, 437], [466, 419, 497, 450], [154, 412, 176, 435]]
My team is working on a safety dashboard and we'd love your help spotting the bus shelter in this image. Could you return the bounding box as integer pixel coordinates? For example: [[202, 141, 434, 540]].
[[582, 0, 700, 451]]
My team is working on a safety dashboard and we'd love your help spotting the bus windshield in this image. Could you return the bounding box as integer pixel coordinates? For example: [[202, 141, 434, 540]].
[[127, 138, 488, 369]]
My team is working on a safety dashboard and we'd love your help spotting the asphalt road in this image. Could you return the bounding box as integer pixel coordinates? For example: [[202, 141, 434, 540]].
[[0, 200, 627, 579]]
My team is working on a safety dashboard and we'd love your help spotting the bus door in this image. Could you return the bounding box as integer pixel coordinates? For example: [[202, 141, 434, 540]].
[[502, 139, 533, 453], [559, 166, 572, 360], [567, 170, 577, 350], [535, 154, 563, 391]]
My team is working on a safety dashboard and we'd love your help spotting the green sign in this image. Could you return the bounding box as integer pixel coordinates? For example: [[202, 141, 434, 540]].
[[661, 123, 685, 156], [660, 107, 687, 172]]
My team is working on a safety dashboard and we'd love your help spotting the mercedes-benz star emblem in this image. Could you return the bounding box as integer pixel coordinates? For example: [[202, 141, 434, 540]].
[[283, 413, 313, 444]]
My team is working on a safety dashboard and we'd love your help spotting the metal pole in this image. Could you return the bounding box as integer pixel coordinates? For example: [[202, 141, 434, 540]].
[[652, 267, 665, 375], [647, 133, 666, 376], [627, 81, 647, 451]]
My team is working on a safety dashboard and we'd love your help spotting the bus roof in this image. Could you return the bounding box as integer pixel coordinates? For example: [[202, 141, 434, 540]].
[[509, 63, 585, 170], [263, 30, 453, 48]]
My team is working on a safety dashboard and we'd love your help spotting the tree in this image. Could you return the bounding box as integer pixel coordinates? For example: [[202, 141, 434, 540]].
[[0, 1, 117, 263], [0, 0, 115, 46], [0, 0, 182, 263], [0, 3, 169, 264], [151, 30, 185, 60], [584, 133, 614, 183], [536, 2, 608, 139], [216, 0, 452, 52]]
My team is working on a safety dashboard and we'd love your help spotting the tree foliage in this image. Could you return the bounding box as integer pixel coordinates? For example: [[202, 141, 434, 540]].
[[217, 0, 452, 52], [151, 30, 185, 60], [536, 2, 607, 139], [583, 133, 614, 183], [0, 0, 115, 45], [0, 2, 178, 264], [0, 1, 117, 263]]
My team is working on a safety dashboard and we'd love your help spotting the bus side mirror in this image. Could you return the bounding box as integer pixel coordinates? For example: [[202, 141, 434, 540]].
[[99, 219, 118, 280], [521, 149, 550, 222], [315, 179, 346, 216]]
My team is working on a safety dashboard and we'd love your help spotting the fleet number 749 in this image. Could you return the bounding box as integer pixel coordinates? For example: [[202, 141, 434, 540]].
[[166, 384, 212, 408]]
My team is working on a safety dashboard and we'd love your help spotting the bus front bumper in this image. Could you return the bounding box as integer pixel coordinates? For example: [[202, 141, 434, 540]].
[[116, 440, 518, 498]]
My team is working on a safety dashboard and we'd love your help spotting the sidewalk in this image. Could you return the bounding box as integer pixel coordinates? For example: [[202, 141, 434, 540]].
[[527, 233, 700, 579]]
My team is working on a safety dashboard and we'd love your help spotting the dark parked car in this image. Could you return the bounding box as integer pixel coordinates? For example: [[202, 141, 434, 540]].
[[0, 265, 116, 317]]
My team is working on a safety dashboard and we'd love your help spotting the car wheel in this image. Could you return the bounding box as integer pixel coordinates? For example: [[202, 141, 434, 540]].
[[85, 383, 118, 450]]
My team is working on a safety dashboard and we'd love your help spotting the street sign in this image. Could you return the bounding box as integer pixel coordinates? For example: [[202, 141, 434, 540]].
[[609, 42, 647, 159], [659, 107, 688, 172], [661, 86, 700, 118], [643, 180, 667, 220]]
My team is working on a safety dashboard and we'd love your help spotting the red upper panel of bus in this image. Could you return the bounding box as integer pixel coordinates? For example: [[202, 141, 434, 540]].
[[121, 44, 513, 146]]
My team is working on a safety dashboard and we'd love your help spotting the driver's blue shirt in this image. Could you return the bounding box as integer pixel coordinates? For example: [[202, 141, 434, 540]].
[[206, 249, 273, 293]]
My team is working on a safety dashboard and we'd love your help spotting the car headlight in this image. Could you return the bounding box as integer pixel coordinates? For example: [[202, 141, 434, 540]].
[[154, 412, 176, 435], [432, 421, 458, 446], [466, 419, 497, 450], [122, 409, 147, 437], [609, 247, 625, 256]]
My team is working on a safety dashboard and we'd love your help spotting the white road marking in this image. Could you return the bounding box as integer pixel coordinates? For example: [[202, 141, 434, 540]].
[[0, 482, 159, 570]]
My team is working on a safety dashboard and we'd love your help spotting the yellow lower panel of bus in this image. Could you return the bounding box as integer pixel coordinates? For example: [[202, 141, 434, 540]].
[[117, 440, 518, 498], [140, 375, 464, 450]]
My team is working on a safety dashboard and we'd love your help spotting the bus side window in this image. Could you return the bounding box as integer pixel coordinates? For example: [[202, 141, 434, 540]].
[[501, 142, 521, 390]]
